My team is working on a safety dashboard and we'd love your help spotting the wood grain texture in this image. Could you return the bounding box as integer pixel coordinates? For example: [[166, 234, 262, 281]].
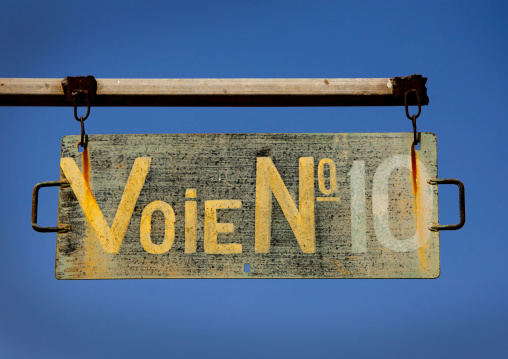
[[56, 133, 439, 279], [0, 78, 422, 106]]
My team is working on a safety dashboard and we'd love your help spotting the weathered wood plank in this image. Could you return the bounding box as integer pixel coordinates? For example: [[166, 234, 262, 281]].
[[0, 77, 426, 106], [56, 133, 439, 279]]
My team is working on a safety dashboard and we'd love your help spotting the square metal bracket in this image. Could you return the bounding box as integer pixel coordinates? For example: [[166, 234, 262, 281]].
[[393, 74, 429, 105], [62, 76, 97, 103]]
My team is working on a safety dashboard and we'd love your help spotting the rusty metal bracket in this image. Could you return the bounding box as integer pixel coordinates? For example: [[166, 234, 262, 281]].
[[428, 178, 466, 231], [62, 76, 97, 103], [32, 180, 70, 233], [393, 74, 429, 106]]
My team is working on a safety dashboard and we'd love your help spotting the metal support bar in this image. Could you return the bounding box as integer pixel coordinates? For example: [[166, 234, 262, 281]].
[[0, 76, 428, 107]]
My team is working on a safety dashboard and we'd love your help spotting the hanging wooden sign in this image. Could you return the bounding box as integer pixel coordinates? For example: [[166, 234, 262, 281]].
[[49, 133, 441, 279]]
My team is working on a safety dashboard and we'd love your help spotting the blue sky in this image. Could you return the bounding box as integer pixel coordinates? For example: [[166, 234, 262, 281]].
[[0, 1, 507, 358]]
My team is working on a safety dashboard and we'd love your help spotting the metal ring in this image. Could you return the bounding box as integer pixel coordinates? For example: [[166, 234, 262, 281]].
[[405, 89, 421, 120], [73, 92, 90, 122]]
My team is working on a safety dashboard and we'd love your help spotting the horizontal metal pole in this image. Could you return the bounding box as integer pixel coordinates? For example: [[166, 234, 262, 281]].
[[0, 76, 428, 107]]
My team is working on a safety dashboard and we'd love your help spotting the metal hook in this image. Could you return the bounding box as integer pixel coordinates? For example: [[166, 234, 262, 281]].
[[412, 114, 420, 145], [73, 92, 90, 122], [404, 89, 421, 120], [73, 92, 90, 148], [79, 117, 86, 148], [405, 90, 422, 145]]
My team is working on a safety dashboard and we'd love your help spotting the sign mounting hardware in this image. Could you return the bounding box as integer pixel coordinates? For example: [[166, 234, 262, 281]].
[[63, 76, 97, 148]]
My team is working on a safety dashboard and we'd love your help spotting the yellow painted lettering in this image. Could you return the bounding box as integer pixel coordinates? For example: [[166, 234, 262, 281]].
[[185, 188, 197, 253], [318, 158, 337, 195], [255, 157, 315, 253], [140, 201, 175, 254], [204, 200, 242, 254], [60, 157, 151, 254]]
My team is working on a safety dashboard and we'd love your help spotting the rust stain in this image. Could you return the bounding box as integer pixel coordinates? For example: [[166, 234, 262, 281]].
[[82, 146, 90, 186], [119, 164, 122, 168], [77, 146, 107, 278], [324, 79, 330, 85], [411, 142, 427, 272]]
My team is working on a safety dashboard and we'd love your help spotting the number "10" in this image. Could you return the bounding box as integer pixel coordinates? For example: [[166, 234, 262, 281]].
[[319, 155, 435, 254]]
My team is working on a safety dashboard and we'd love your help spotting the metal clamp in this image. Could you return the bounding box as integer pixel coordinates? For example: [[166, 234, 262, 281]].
[[32, 180, 70, 233], [428, 178, 466, 231], [393, 74, 429, 105], [62, 76, 97, 103]]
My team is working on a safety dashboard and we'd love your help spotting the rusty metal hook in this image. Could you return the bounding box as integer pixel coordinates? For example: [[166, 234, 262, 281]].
[[79, 117, 86, 148], [73, 92, 90, 122], [405, 89, 422, 145], [73, 92, 89, 148], [412, 114, 420, 145], [405, 89, 421, 120]]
